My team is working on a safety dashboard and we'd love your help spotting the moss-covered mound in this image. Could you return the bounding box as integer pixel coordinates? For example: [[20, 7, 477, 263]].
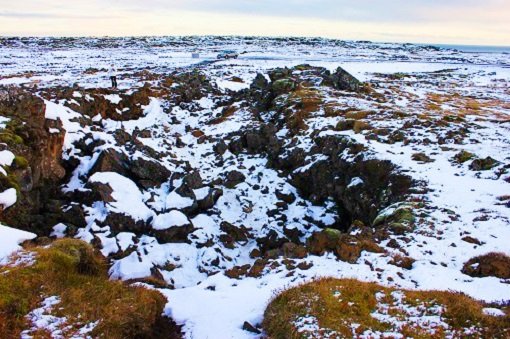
[[0, 239, 180, 338], [263, 278, 509, 338]]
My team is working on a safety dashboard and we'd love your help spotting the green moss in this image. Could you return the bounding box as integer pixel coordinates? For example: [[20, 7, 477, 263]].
[[0, 172, 20, 195], [373, 203, 416, 227], [272, 79, 296, 95], [453, 150, 475, 164], [323, 228, 342, 240], [389, 72, 407, 80], [0, 130, 24, 145], [13, 156, 29, 170]]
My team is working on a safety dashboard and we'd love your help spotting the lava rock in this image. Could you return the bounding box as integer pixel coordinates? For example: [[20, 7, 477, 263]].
[[224, 170, 246, 189]]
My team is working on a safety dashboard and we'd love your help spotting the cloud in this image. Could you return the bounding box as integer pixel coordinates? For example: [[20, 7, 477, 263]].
[[106, 0, 508, 23], [0, 11, 58, 18], [0, 10, 113, 20], [0, 0, 508, 45]]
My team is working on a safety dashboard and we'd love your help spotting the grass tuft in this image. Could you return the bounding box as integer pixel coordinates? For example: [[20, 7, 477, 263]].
[[0, 238, 178, 338], [263, 278, 509, 338]]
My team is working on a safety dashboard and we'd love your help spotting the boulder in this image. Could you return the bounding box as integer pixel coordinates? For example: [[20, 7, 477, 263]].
[[225, 264, 250, 279], [306, 228, 342, 255], [224, 170, 246, 189], [152, 224, 194, 243], [330, 67, 361, 92], [271, 79, 296, 96], [130, 157, 171, 188], [469, 157, 500, 171], [281, 242, 307, 259], [90, 149, 170, 189], [103, 212, 149, 235], [213, 140, 228, 155], [256, 230, 287, 254], [462, 252, 510, 279], [247, 258, 267, 278], [196, 187, 223, 211], [220, 221, 250, 243], [90, 149, 130, 177]]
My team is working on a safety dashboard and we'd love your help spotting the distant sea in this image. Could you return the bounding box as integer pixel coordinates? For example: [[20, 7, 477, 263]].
[[428, 44, 510, 54]]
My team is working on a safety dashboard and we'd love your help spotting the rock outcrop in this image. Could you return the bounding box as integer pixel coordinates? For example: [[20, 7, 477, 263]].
[[0, 87, 68, 234]]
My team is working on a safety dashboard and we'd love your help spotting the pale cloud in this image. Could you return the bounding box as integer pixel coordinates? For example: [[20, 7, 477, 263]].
[[0, 0, 509, 45]]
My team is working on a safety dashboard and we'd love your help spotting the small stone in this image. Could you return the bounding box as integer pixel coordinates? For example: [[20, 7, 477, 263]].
[[242, 321, 261, 334]]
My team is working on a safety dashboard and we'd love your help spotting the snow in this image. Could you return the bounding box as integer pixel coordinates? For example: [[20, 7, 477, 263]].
[[104, 94, 122, 104], [193, 187, 210, 201], [109, 251, 153, 280], [483, 308, 506, 317], [0, 150, 15, 166], [347, 177, 364, 188], [0, 224, 36, 264], [88, 172, 154, 222], [51, 223, 68, 238], [0, 188, 17, 209], [216, 79, 249, 92], [21, 296, 67, 339], [1, 37, 510, 338], [117, 232, 135, 251], [153, 210, 189, 230], [166, 191, 194, 210]]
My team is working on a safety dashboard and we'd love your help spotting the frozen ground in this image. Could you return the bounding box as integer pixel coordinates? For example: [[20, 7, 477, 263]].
[[0, 37, 509, 338]]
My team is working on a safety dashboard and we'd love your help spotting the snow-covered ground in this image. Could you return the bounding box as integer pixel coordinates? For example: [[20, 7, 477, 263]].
[[0, 37, 509, 338], [0, 225, 36, 264]]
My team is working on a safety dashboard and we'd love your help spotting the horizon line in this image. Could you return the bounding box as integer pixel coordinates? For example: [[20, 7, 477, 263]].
[[1, 34, 509, 48]]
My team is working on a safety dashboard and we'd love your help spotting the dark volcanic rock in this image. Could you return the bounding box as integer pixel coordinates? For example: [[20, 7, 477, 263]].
[[103, 212, 149, 235], [90, 149, 130, 177], [330, 66, 361, 91], [196, 188, 223, 211], [224, 170, 246, 189], [152, 224, 195, 243], [130, 157, 171, 189], [90, 148, 170, 188], [0, 87, 69, 234]]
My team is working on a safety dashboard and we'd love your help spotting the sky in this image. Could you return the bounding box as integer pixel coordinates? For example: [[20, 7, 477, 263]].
[[0, 0, 509, 46]]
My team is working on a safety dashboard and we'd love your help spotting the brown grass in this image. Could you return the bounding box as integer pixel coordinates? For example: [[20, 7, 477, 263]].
[[0, 239, 178, 338], [284, 87, 324, 132], [263, 278, 509, 338], [210, 105, 237, 125]]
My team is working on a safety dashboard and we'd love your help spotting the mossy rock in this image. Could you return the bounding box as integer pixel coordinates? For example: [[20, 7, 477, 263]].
[[353, 120, 372, 134], [272, 79, 297, 96], [462, 252, 510, 279], [306, 228, 342, 255], [373, 202, 416, 229], [323, 228, 342, 240], [389, 72, 408, 80], [453, 150, 475, 164], [0, 172, 21, 194], [50, 239, 105, 275], [345, 111, 370, 120], [335, 119, 355, 131], [12, 156, 29, 170], [469, 157, 500, 171], [0, 132, 24, 145], [411, 152, 435, 163], [271, 79, 296, 96]]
